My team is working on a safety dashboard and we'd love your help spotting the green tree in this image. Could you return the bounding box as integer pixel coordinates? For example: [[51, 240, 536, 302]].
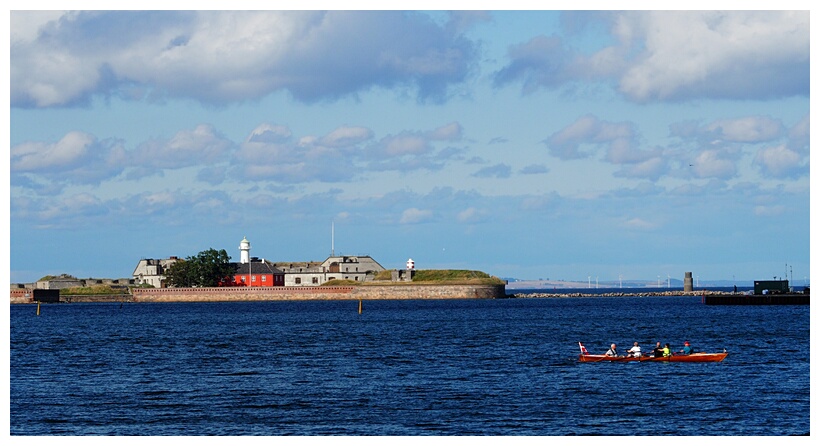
[[165, 248, 233, 287], [165, 259, 197, 287]]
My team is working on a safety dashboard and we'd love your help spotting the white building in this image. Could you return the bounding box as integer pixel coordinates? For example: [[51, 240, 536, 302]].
[[132, 257, 180, 288], [274, 255, 386, 286]]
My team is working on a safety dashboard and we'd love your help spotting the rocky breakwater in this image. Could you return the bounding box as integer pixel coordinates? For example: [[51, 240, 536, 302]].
[[511, 290, 741, 298]]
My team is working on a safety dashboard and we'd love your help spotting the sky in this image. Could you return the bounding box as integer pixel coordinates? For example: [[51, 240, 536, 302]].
[[5, 4, 813, 285]]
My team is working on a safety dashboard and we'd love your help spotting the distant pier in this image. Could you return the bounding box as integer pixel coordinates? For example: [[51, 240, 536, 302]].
[[510, 289, 809, 305], [702, 293, 809, 305]]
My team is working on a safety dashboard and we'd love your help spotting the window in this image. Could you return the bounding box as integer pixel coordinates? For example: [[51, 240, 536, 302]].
[[241, 276, 246, 283], [312, 277, 319, 284], [295, 277, 302, 284], [262, 276, 266, 282], [252, 275, 256, 283]]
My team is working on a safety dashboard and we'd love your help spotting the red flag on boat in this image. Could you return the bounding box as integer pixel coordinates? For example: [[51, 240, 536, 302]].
[[579, 342, 589, 355]]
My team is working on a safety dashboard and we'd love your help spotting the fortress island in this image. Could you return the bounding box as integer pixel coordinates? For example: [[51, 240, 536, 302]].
[[10, 236, 507, 304]]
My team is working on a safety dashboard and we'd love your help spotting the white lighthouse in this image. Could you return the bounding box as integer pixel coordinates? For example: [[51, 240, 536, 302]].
[[239, 236, 251, 264]]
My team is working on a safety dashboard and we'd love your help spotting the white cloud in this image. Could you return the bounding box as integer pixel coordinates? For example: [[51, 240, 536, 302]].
[[496, 11, 808, 103], [691, 149, 737, 179], [427, 122, 463, 141], [457, 207, 488, 223], [237, 125, 359, 183], [319, 126, 373, 148], [623, 217, 658, 231], [11, 131, 127, 187], [670, 116, 786, 148], [381, 134, 430, 157], [10, 10, 66, 44], [11, 131, 94, 171], [705, 116, 784, 143], [546, 115, 638, 163], [136, 124, 233, 170], [11, 11, 477, 107], [545, 115, 603, 159], [12, 192, 107, 229], [605, 140, 659, 165], [616, 11, 809, 102], [141, 191, 178, 208], [248, 124, 292, 144], [787, 114, 810, 152], [614, 157, 666, 181], [364, 124, 463, 173], [754, 145, 807, 179], [400, 208, 433, 224]]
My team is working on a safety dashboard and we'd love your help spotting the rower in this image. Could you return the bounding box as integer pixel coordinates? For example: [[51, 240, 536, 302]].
[[652, 342, 664, 358], [605, 343, 618, 357]]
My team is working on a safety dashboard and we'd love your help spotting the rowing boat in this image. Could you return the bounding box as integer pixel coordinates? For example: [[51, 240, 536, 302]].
[[577, 352, 728, 363], [577, 342, 727, 362]]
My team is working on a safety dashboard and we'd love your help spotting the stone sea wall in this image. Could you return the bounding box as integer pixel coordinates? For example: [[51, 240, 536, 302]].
[[131, 286, 356, 302], [127, 283, 507, 302], [10, 284, 506, 303]]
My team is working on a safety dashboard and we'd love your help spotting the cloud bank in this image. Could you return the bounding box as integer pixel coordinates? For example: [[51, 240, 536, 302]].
[[11, 11, 478, 107]]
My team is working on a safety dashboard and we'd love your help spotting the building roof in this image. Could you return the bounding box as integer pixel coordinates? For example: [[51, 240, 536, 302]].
[[232, 261, 283, 275], [322, 255, 385, 271]]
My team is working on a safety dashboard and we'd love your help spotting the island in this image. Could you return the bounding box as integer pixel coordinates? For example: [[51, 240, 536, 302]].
[[10, 270, 508, 304]]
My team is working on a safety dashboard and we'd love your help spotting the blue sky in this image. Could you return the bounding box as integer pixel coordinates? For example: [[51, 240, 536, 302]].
[[6, 6, 812, 284]]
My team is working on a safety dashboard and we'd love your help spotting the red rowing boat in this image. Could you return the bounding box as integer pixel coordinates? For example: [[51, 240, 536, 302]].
[[577, 342, 728, 362], [578, 352, 728, 362]]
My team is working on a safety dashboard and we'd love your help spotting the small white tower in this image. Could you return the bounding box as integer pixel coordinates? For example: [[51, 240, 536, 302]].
[[406, 258, 415, 270], [239, 236, 250, 264]]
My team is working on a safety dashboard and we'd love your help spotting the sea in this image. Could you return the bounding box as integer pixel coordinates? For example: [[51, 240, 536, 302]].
[[9, 295, 810, 436]]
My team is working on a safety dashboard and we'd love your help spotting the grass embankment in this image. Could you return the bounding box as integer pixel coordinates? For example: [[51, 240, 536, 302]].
[[323, 269, 505, 286], [58, 285, 132, 295]]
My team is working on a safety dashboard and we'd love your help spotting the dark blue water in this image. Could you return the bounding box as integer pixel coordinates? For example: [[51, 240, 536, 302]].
[[10, 297, 809, 435]]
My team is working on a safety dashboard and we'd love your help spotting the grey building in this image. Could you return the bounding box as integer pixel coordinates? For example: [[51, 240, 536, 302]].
[[35, 276, 83, 290]]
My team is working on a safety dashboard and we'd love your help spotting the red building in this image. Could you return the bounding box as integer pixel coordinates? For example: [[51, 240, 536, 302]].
[[225, 260, 285, 287]]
